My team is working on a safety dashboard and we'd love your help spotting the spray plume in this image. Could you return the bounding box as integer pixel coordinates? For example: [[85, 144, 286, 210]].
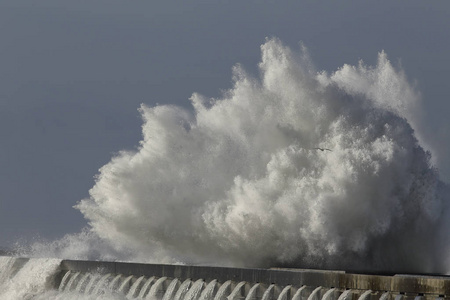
[[34, 38, 450, 273]]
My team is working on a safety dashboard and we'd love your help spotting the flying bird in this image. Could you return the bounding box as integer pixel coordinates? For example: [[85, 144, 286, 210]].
[[314, 147, 332, 152]]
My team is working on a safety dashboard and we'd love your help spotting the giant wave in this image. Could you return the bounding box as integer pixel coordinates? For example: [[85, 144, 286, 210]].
[[28, 38, 450, 274]]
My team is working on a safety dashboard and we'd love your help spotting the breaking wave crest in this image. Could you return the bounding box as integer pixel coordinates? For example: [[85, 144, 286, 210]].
[[31, 38, 450, 273]]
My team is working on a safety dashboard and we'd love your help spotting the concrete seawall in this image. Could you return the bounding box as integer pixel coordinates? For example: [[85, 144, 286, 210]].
[[59, 259, 450, 298]]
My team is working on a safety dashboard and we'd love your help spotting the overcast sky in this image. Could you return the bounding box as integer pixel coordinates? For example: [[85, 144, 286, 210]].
[[0, 1, 449, 247]]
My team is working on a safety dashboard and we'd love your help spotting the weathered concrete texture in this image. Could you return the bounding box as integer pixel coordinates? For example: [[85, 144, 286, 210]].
[[59, 260, 450, 296]]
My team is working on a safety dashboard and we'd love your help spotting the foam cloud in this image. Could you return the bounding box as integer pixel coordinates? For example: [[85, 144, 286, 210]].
[[71, 38, 449, 273]]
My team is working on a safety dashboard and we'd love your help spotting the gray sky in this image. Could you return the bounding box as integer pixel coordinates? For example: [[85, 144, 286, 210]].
[[0, 1, 449, 247]]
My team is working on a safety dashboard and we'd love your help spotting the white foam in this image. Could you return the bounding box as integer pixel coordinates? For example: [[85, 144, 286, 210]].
[[0, 257, 61, 300], [30, 38, 450, 273]]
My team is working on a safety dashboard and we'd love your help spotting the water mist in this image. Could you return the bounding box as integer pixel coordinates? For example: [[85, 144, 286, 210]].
[[31, 38, 450, 273]]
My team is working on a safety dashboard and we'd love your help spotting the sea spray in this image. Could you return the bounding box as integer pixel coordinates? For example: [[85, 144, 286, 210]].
[[32, 38, 450, 273], [0, 257, 61, 300]]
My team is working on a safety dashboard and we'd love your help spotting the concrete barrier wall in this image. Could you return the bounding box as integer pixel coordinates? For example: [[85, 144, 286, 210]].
[[59, 259, 450, 296]]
